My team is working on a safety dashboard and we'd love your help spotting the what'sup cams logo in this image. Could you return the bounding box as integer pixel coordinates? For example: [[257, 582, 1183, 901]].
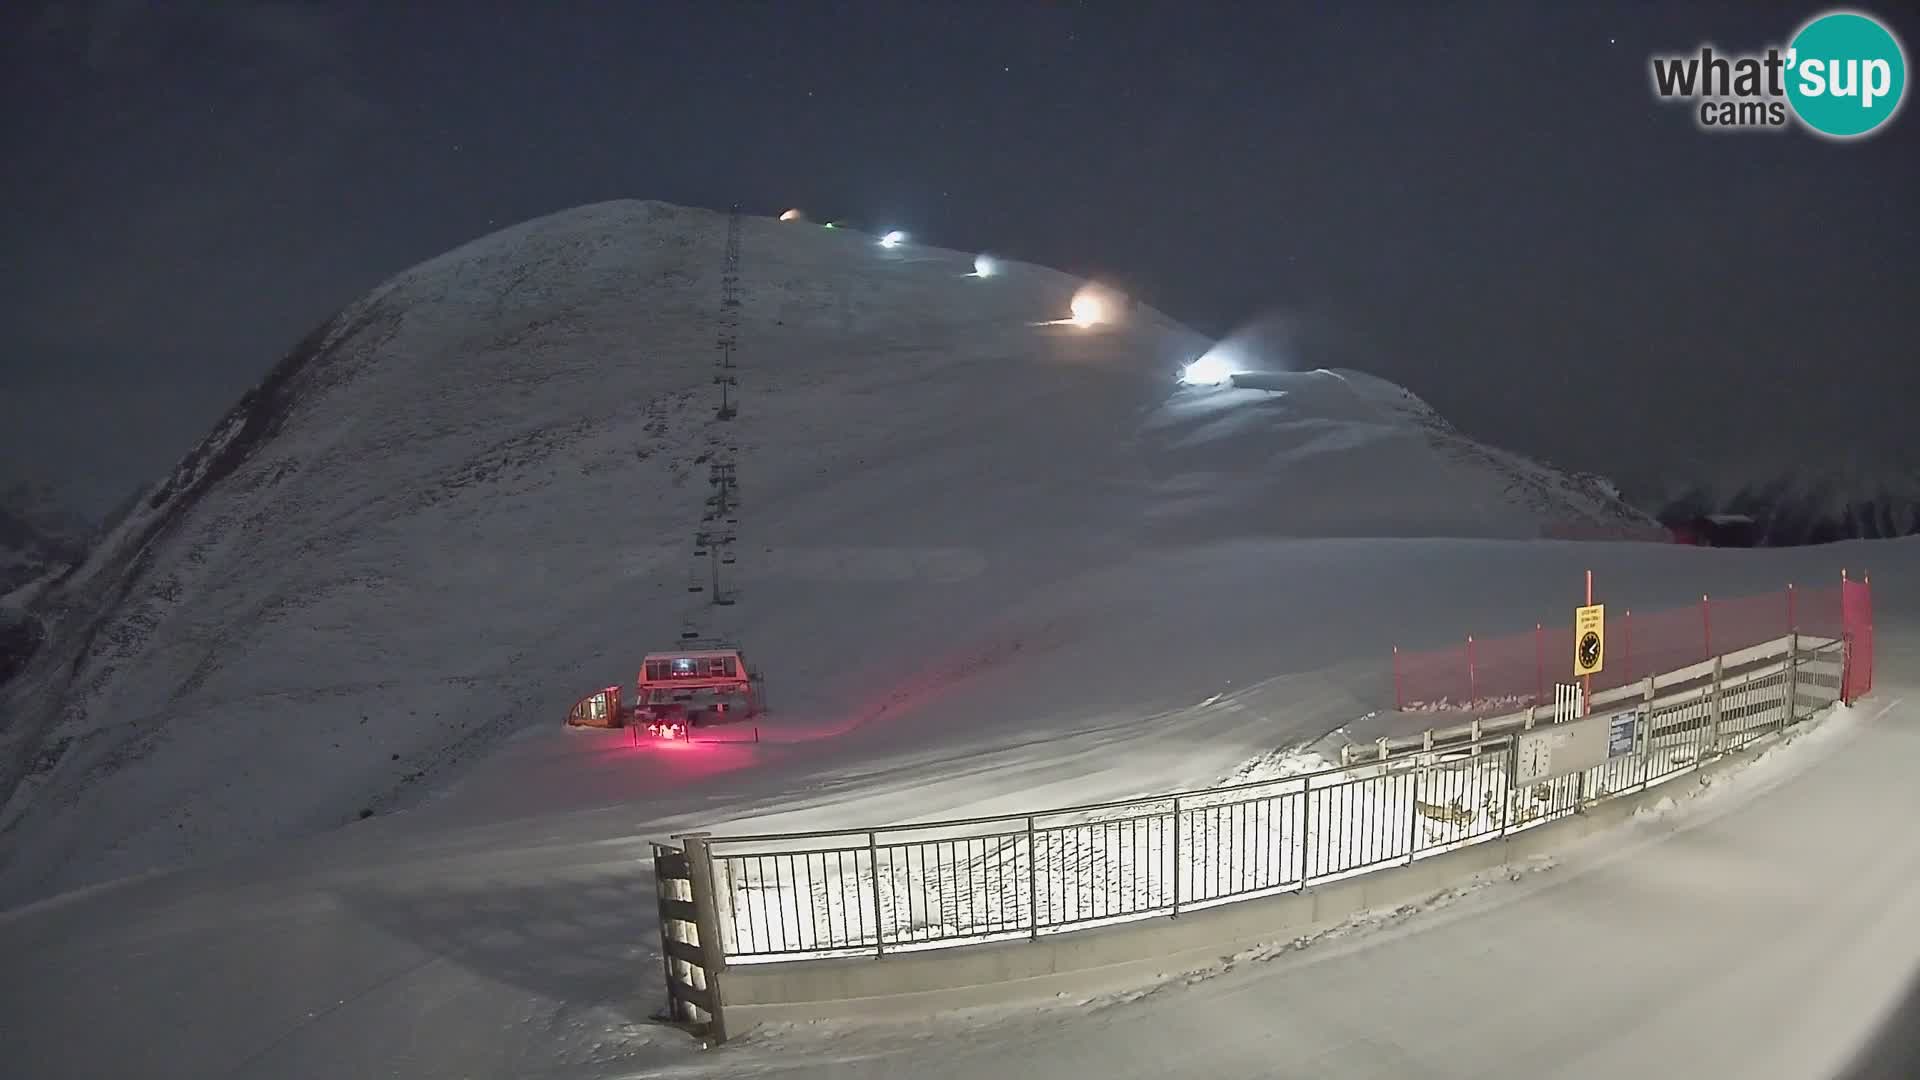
[[1650, 9, 1907, 139]]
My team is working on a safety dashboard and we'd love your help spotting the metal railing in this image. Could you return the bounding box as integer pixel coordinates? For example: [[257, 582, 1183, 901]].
[[695, 635, 1845, 962]]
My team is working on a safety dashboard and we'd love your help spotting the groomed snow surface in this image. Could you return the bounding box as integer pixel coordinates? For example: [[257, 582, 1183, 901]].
[[716, 694, 1920, 1080], [710, 639, 1822, 961], [1, 202, 1915, 1078]]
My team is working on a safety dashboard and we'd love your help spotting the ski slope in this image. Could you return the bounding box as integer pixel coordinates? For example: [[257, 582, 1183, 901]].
[[0, 200, 1651, 905], [0, 559, 1909, 1079], [0, 200, 1913, 1078]]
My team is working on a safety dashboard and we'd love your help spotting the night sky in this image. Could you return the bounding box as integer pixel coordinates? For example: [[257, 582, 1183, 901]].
[[4, 2, 1917, 516]]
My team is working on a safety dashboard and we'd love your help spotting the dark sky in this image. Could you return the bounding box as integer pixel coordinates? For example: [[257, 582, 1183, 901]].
[[4, 1, 1917, 516]]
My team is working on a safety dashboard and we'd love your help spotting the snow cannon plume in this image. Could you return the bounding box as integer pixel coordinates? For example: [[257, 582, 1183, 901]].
[[1180, 309, 1331, 387]]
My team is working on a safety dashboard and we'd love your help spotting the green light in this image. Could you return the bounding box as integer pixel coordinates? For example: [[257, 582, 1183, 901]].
[[823, 222, 836, 229]]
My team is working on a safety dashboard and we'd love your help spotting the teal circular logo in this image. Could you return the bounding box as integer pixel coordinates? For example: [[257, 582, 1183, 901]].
[[1786, 11, 1908, 138]]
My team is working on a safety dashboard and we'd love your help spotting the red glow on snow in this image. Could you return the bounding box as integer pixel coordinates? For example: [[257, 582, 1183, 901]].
[[765, 621, 1082, 744]]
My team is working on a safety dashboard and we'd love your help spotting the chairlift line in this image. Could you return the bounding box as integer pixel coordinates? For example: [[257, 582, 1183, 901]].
[[573, 202, 763, 738]]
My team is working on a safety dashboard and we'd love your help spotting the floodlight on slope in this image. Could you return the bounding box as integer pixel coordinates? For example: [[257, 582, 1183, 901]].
[[779, 208, 804, 222], [879, 230, 907, 248], [1068, 289, 1109, 327], [972, 254, 996, 277], [1180, 354, 1235, 387]]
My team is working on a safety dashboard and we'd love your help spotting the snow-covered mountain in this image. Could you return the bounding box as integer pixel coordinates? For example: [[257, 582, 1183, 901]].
[[0, 480, 90, 597], [0, 481, 93, 691], [1657, 465, 1920, 546], [0, 199, 1656, 904]]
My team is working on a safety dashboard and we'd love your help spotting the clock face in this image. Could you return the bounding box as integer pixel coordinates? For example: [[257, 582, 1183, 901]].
[[1579, 631, 1602, 669]]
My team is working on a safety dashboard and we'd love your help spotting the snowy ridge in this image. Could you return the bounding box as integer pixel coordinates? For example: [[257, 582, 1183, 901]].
[[0, 199, 1673, 904], [0, 480, 93, 694], [1144, 368, 1653, 541], [1659, 459, 1920, 545]]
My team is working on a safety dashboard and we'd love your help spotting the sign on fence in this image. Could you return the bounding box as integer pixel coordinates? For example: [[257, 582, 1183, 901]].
[[1607, 709, 1639, 758], [1515, 712, 1611, 785], [1574, 603, 1606, 677]]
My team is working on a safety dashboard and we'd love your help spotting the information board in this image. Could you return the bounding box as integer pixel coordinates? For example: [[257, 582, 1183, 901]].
[[1514, 712, 1612, 786], [1607, 709, 1639, 758]]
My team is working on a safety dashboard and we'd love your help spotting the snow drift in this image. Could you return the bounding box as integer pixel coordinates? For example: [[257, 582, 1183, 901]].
[[0, 200, 1658, 905]]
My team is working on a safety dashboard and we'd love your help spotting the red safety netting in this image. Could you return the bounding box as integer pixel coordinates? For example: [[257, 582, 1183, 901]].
[[1392, 578, 1865, 715], [1844, 576, 1875, 701]]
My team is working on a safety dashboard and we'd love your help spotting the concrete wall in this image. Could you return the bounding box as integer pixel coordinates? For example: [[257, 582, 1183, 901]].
[[715, 752, 1751, 1030]]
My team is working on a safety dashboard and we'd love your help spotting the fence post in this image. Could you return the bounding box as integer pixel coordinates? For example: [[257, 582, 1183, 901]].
[[1787, 583, 1797, 633], [1467, 636, 1478, 709], [1170, 797, 1182, 916], [1407, 766, 1422, 862], [1640, 676, 1656, 780], [1841, 633, 1854, 706], [1623, 610, 1633, 682], [1297, 783, 1312, 888], [1393, 646, 1403, 710], [1782, 633, 1799, 731], [1535, 623, 1544, 705], [1499, 739, 1515, 838], [1709, 655, 1725, 754], [867, 831, 885, 956], [1026, 815, 1039, 940], [678, 834, 730, 1043], [1702, 594, 1713, 659]]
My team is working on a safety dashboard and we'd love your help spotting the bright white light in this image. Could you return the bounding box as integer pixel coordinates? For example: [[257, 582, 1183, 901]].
[[1069, 291, 1108, 326], [1180, 355, 1234, 386], [779, 208, 804, 222], [973, 254, 996, 277], [879, 230, 907, 248]]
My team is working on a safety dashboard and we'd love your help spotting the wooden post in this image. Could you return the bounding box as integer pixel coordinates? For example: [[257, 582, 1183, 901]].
[[678, 834, 730, 1044]]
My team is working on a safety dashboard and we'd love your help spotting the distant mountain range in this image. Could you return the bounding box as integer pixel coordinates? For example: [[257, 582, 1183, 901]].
[[1653, 467, 1920, 546], [1, 481, 92, 599], [1, 480, 97, 688]]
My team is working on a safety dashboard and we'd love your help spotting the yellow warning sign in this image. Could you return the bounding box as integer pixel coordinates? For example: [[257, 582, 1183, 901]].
[[1574, 603, 1605, 677]]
